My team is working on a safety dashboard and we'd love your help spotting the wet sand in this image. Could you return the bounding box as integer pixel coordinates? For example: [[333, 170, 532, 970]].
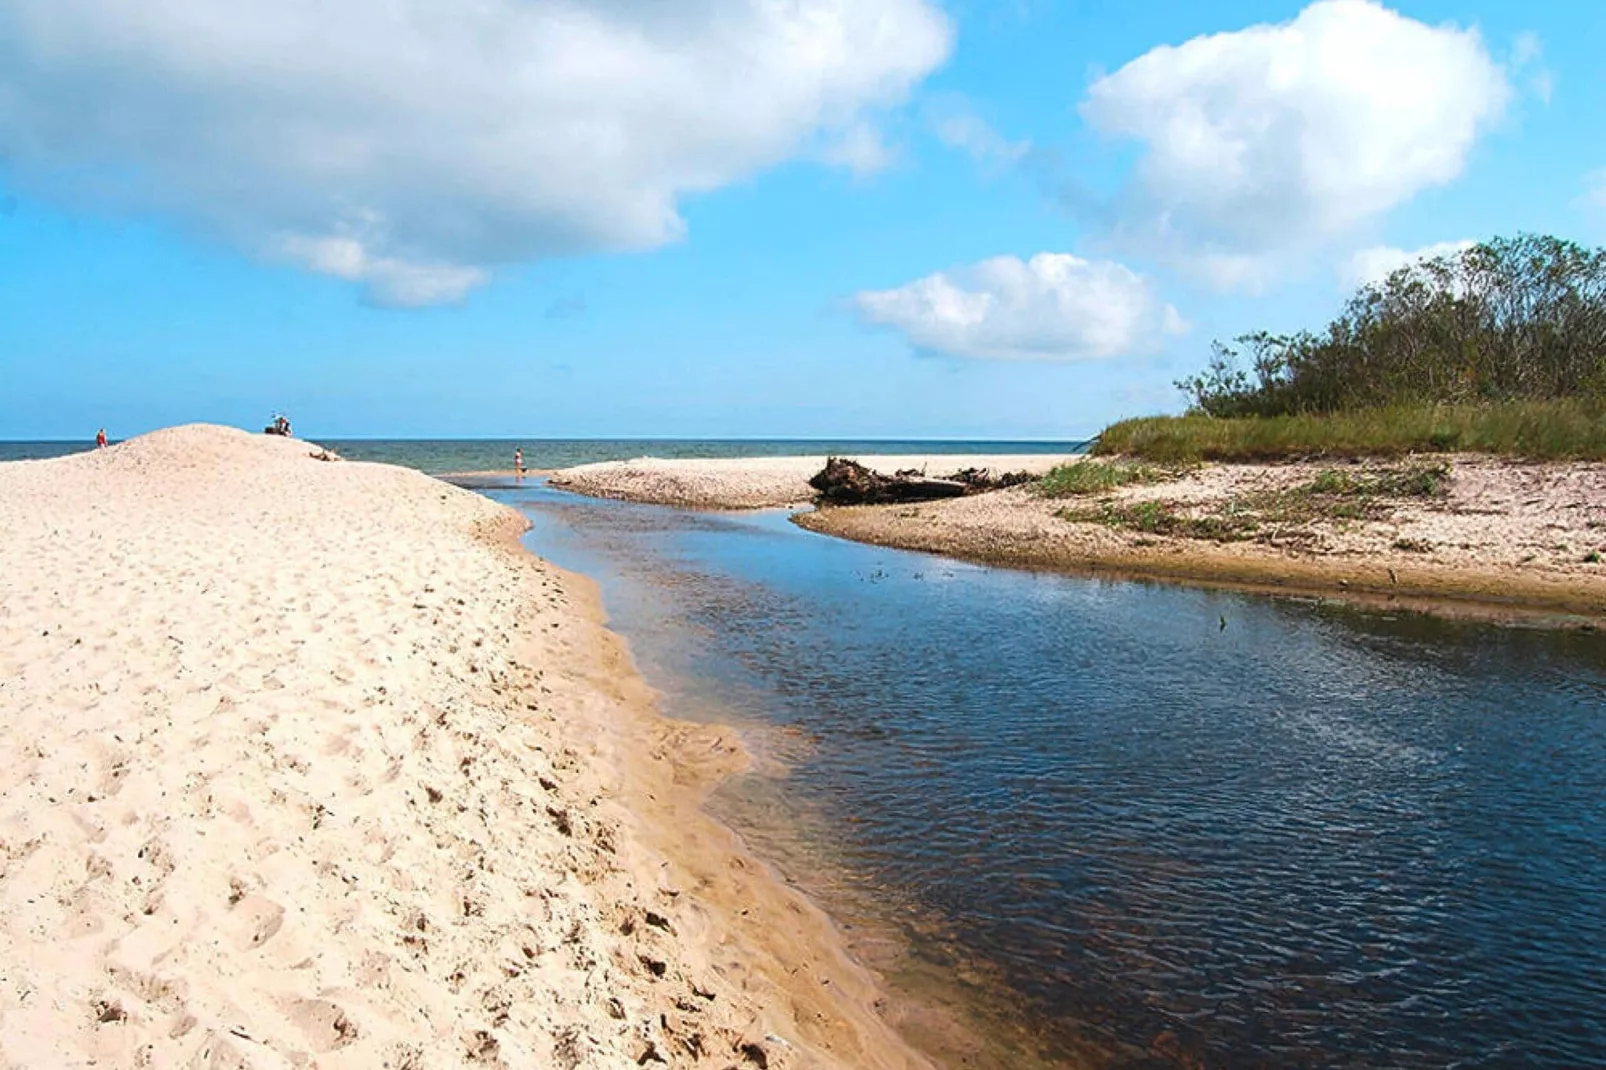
[[0, 426, 928, 1069]]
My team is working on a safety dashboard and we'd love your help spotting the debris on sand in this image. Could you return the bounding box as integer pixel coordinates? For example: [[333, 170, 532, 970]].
[[809, 457, 1034, 506]]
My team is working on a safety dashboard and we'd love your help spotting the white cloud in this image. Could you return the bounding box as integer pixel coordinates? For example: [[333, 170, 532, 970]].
[[279, 235, 489, 308], [1080, 0, 1508, 288], [819, 121, 899, 179], [929, 100, 1032, 170], [1342, 240, 1475, 290], [1512, 31, 1543, 68], [1511, 31, 1553, 104], [0, 0, 951, 305], [855, 253, 1186, 361]]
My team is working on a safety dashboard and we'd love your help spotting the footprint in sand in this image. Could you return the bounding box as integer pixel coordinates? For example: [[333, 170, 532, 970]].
[[282, 998, 361, 1052], [228, 894, 285, 950]]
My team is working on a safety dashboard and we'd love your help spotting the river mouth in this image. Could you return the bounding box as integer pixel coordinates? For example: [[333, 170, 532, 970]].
[[492, 478, 1606, 1069]]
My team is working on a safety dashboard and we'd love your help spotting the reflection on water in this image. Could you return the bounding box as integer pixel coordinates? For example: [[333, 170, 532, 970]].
[[494, 480, 1606, 1069]]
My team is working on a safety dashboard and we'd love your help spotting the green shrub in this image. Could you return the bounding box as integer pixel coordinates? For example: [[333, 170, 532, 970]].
[[1176, 235, 1606, 418]]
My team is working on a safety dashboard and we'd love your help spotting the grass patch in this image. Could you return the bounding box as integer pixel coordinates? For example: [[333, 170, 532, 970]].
[[1035, 459, 1169, 498], [1302, 462, 1449, 499], [1058, 461, 1451, 543], [1094, 400, 1606, 463], [1057, 500, 1263, 542]]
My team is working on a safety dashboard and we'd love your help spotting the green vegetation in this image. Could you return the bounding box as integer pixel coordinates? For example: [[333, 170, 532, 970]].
[[1034, 459, 1169, 497], [1302, 462, 1448, 498], [1057, 461, 1449, 543], [1101, 235, 1606, 462], [1095, 400, 1606, 462], [1058, 500, 1261, 542], [1179, 235, 1606, 415]]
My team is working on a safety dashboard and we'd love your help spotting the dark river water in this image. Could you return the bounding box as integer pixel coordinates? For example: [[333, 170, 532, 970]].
[[487, 479, 1606, 1069]]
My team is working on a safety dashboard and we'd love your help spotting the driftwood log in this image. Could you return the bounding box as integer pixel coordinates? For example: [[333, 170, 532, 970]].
[[808, 458, 1035, 505]]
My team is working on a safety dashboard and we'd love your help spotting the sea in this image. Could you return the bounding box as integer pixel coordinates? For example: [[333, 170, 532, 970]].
[[0, 438, 1089, 471]]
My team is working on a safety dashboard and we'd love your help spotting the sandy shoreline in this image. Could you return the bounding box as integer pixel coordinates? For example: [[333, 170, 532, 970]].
[[0, 426, 927, 1069], [549, 455, 1071, 510], [551, 453, 1606, 622], [801, 459, 1606, 622]]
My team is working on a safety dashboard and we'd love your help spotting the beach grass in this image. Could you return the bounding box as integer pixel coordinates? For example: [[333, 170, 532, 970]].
[[1301, 462, 1450, 499], [1093, 401, 1606, 463], [1057, 499, 1262, 541], [1056, 460, 1452, 542], [1034, 459, 1171, 497]]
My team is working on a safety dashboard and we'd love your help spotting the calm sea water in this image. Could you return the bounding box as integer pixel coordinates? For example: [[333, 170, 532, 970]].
[[0, 441, 100, 462], [0, 438, 1088, 472], [488, 478, 1606, 1069]]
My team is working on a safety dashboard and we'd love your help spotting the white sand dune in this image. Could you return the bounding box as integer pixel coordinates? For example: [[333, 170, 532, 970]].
[[0, 426, 925, 1070]]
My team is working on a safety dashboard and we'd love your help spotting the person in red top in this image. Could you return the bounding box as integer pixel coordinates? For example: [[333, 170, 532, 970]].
[[95, 428, 108, 448]]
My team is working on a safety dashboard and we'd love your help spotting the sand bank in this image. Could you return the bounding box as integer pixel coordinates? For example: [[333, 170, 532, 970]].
[[549, 455, 1070, 509], [798, 456, 1606, 621], [0, 426, 927, 1069]]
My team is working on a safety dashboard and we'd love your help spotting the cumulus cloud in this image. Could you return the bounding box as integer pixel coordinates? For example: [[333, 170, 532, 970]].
[[279, 234, 489, 307], [0, 0, 951, 305], [1080, 0, 1508, 287], [855, 253, 1186, 361], [1342, 240, 1476, 290]]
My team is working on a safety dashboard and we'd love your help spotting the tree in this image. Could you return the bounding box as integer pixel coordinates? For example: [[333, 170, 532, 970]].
[[1175, 235, 1606, 416]]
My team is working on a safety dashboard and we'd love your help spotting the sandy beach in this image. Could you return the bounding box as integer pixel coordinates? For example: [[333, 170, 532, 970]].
[[800, 457, 1606, 620], [551, 453, 1606, 620], [549, 456, 1071, 510], [0, 426, 927, 1070]]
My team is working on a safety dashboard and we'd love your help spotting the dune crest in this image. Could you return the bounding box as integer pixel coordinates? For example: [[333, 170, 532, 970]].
[[0, 425, 922, 1070]]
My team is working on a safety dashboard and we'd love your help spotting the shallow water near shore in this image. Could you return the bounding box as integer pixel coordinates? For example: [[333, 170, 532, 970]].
[[489, 478, 1606, 1068]]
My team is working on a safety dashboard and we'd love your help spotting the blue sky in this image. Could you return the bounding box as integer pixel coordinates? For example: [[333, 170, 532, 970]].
[[3, 0, 1603, 440]]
